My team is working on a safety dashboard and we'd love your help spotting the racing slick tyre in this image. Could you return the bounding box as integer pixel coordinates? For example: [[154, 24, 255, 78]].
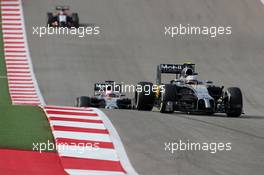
[[225, 87, 243, 117], [134, 82, 155, 111], [160, 84, 177, 113], [75, 96, 91, 107], [72, 13, 79, 28], [47, 13, 53, 26]]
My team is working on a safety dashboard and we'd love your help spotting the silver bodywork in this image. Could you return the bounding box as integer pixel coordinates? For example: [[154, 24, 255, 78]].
[[174, 79, 215, 110], [96, 95, 120, 109], [189, 84, 214, 109], [95, 93, 128, 109]]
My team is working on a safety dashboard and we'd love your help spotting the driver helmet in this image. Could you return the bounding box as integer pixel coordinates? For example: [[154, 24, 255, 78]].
[[186, 75, 198, 85], [181, 67, 194, 78]]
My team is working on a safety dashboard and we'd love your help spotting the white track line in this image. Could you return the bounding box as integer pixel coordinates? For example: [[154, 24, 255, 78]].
[[65, 169, 125, 175]]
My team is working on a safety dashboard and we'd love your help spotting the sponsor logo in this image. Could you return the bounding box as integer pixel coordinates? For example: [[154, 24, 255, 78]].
[[160, 64, 182, 73]]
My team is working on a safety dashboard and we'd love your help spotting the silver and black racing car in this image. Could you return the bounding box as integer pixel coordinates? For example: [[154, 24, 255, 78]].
[[47, 6, 79, 28], [133, 63, 243, 117], [75, 81, 132, 109]]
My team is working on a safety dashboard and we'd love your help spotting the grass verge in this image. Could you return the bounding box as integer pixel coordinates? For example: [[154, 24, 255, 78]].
[[0, 14, 54, 151]]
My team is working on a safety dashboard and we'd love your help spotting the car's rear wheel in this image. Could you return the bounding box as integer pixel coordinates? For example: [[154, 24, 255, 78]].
[[225, 87, 243, 117], [75, 96, 91, 107], [72, 13, 79, 28], [47, 12, 53, 26], [160, 84, 177, 113], [134, 82, 155, 111]]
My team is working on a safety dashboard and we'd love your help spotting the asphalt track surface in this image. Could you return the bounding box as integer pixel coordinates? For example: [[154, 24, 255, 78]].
[[23, 0, 264, 174]]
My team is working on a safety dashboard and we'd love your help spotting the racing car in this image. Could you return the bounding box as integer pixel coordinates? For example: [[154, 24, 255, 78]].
[[75, 81, 132, 109], [133, 63, 243, 117], [47, 6, 79, 28]]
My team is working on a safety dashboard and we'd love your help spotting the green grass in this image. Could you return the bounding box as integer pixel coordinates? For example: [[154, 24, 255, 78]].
[[0, 106, 54, 150], [0, 15, 55, 151]]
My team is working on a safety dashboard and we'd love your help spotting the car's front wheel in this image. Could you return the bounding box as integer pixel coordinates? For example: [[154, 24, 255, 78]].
[[134, 82, 155, 111], [47, 12, 53, 26], [160, 84, 177, 113], [75, 96, 91, 107], [72, 13, 79, 28], [224, 87, 243, 117]]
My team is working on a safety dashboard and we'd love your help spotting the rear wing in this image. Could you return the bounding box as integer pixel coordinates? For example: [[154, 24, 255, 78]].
[[55, 6, 70, 11], [94, 82, 122, 96], [156, 63, 195, 84]]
